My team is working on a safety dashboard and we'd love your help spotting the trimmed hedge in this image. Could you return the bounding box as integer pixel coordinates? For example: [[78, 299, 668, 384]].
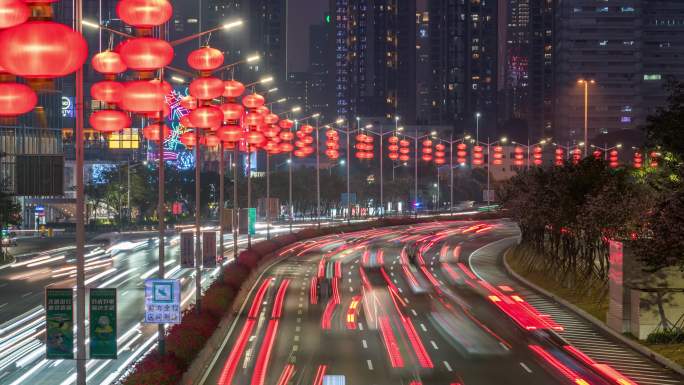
[[118, 213, 501, 384]]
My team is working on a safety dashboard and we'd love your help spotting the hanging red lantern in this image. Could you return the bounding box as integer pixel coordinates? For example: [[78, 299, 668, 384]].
[[189, 77, 224, 100], [492, 146, 504, 165], [301, 135, 314, 145], [279, 131, 294, 141], [533, 146, 543, 166], [422, 139, 433, 147], [422, 154, 433, 162], [0, 83, 37, 116], [513, 146, 524, 166], [201, 134, 220, 147], [180, 96, 198, 111], [119, 37, 173, 71], [180, 115, 193, 127], [91, 51, 127, 76], [180, 132, 197, 148], [264, 113, 279, 125], [263, 125, 281, 138], [472, 145, 484, 166], [242, 93, 265, 109], [294, 149, 307, 158], [388, 152, 399, 161], [649, 152, 660, 168], [245, 130, 265, 145], [399, 154, 409, 162], [555, 148, 565, 166], [143, 123, 171, 141], [388, 136, 399, 144], [187, 46, 224, 72], [116, 0, 173, 28], [456, 143, 467, 164], [301, 124, 315, 134], [280, 142, 294, 152], [0, 1, 30, 29], [120, 80, 166, 113], [244, 113, 263, 127], [435, 158, 446, 165], [593, 150, 602, 160], [609, 150, 619, 169], [279, 119, 294, 130], [141, 103, 170, 119], [217, 125, 243, 142], [0, 21, 88, 78], [223, 80, 245, 98], [91, 81, 124, 104], [189, 106, 222, 129], [326, 130, 338, 139], [325, 149, 340, 159], [571, 148, 582, 165], [399, 139, 410, 147], [255, 106, 270, 115], [435, 143, 445, 152], [303, 146, 315, 156], [219, 103, 244, 121], [89, 110, 130, 133], [633, 152, 643, 168]]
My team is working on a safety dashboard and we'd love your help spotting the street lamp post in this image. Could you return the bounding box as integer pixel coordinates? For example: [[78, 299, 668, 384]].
[[476, 112, 481, 142], [315, 116, 321, 228], [578, 79, 595, 157], [194, 130, 202, 310]]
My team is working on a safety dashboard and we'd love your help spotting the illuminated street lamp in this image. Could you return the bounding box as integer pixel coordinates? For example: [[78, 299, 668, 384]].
[[577, 79, 596, 156]]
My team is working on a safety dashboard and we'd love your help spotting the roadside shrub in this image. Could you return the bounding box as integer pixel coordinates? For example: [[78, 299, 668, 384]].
[[251, 240, 279, 256], [222, 262, 250, 290], [166, 309, 218, 364], [238, 249, 261, 269], [119, 352, 183, 385], [203, 284, 235, 318], [647, 330, 684, 344]]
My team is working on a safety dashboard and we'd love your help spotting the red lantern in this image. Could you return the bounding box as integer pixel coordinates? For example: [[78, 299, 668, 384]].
[[255, 106, 270, 115], [633, 152, 643, 168], [279, 131, 294, 141], [91, 81, 124, 104], [301, 125, 314, 135], [201, 134, 220, 147], [435, 143, 445, 152], [116, 0, 173, 28], [513, 146, 525, 166], [388, 152, 399, 161], [422, 147, 433, 154], [388, 136, 399, 144], [264, 113, 279, 125], [593, 150, 602, 160], [0, 83, 37, 116], [280, 142, 294, 152], [435, 158, 446, 165], [119, 38, 173, 71], [609, 150, 619, 169], [302, 135, 314, 145], [492, 146, 504, 165], [187, 46, 224, 72], [399, 139, 410, 147], [180, 115, 193, 127], [279, 119, 294, 130], [143, 123, 171, 141], [90, 110, 130, 133], [472, 145, 484, 166], [189, 77, 224, 100], [572, 148, 582, 165], [263, 126, 280, 138], [91, 51, 127, 75], [245, 130, 265, 145], [180, 132, 197, 148], [180, 96, 198, 111], [532, 146, 543, 166], [0, 1, 29, 29], [456, 143, 467, 164], [422, 154, 433, 162], [242, 93, 265, 109], [0, 21, 88, 78], [399, 154, 409, 162], [244, 113, 263, 127], [189, 106, 222, 129], [223, 80, 245, 98], [399, 147, 410, 155], [649, 152, 659, 168], [294, 149, 307, 158], [120, 80, 166, 113], [219, 103, 244, 122], [422, 139, 433, 147], [217, 125, 243, 142], [302, 146, 314, 156], [555, 148, 565, 166]]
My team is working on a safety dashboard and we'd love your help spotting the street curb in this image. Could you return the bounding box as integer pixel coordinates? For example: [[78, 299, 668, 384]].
[[502, 247, 684, 376]]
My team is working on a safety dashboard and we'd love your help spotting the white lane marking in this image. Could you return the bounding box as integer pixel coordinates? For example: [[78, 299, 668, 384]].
[[367, 360, 374, 370], [0, 303, 7, 309], [358, 322, 364, 331], [500, 342, 510, 351], [411, 309, 418, 316], [404, 297, 410, 304], [430, 340, 439, 350], [348, 278, 352, 283], [420, 323, 427, 332], [295, 326, 301, 332], [398, 287, 403, 293], [350, 287, 354, 292], [293, 345, 299, 352], [298, 303, 303, 308], [297, 317, 302, 323], [520, 362, 532, 373], [362, 339, 368, 349], [21, 292, 32, 298], [294, 335, 300, 342], [297, 309, 303, 314], [444, 361, 452, 372]]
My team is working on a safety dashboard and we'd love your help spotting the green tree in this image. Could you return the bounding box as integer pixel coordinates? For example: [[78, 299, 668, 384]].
[[643, 80, 684, 160]]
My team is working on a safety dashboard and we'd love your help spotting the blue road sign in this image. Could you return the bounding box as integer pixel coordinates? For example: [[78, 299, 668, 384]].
[[144, 279, 181, 324]]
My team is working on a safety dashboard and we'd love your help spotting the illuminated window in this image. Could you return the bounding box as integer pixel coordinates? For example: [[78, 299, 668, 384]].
[[109, 128, 140, 149], [643, 74, 662, 81]]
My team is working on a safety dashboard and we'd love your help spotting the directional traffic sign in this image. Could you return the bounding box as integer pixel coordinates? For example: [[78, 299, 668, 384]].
[[144, 279, 181, 324]]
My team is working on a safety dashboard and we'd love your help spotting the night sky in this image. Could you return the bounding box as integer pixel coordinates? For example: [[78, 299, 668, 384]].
[[287, 0, 328, 72]]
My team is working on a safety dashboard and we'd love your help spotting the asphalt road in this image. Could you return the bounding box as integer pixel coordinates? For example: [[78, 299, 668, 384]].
[[0, 224, 310, 385], [200, 220, 683, 385]]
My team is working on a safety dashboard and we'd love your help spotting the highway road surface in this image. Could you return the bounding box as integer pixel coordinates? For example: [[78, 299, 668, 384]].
[[200, 220, 683, 385]]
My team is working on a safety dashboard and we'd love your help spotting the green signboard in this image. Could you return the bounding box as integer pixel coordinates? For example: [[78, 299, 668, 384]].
[[90, 288, 117, 359], [248, 207, 256, 235], [45, 288, 73, 359]]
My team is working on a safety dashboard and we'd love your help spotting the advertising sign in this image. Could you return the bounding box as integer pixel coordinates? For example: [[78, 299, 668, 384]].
[[45, 288, 73, 359], [248, 208, 256, 236], [144, 279, 181, 324], [89, 288, 117, 359], [180, 232, 194, 268], [202, 231, 217, 267]]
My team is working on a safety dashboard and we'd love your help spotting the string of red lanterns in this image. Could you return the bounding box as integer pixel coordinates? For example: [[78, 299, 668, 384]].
[[492, 145, 504, 166], [555, 148, 565, 166], [434, 143, 446, 165], [399, 139, 410, 162], [325, 128, 340, 160], [387, 135, 399, 161], [355, 133, 373, 160], [421, 139, 433, 162], [456, 143, 467, 164]]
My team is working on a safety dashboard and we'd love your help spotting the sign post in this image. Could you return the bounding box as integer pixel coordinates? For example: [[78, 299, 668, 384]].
[[180, 232, 194, 268], [144, 279, 181, 324], [46, 288, 74, 359], [248, 207, 256, 236], [89, 288, 117, 359], [202, 231, 217, 267]]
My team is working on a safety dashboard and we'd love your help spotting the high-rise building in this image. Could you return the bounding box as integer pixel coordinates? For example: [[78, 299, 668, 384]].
[[415, 4, 431, 124], [330, 0, 416, 123], [527, 0, 554, 139], [428, 0, 500, 137], [285, 72, 311, 113], [553, 1, 643, 143], [308, 22, 335, 119], [505, 0, 530, 123]]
